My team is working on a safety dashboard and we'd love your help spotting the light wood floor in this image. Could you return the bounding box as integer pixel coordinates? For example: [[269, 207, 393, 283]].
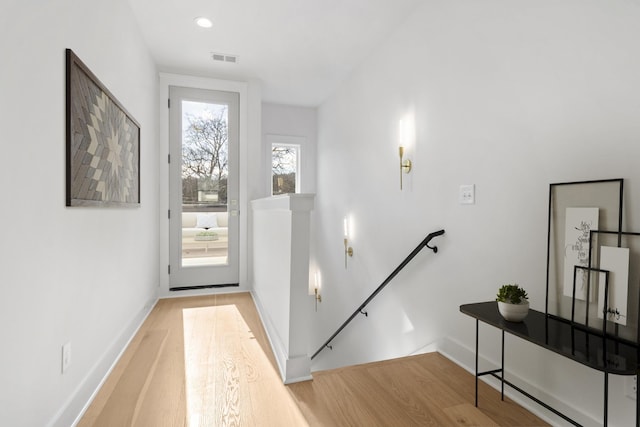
[[78, 293, 548, 426]]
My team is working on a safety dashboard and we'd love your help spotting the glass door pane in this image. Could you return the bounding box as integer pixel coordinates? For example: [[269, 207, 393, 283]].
[[181, 100, 228, 267]]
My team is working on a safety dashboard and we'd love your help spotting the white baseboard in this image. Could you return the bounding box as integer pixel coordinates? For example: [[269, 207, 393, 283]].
[[249, 291, 288, 381], [409, 340, 439, 356], [47, 296, 158, 427], [439, 336, 599, 427]]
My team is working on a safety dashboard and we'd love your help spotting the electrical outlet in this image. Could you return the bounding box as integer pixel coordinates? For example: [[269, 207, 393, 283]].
[[61, 342, 71, 374], [626, 375, 637, 400]]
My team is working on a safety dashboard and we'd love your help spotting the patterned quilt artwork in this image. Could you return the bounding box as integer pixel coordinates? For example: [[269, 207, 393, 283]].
[[67, 50, 139, 206]]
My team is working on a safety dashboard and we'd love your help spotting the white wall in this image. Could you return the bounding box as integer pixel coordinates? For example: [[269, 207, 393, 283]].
[[262, 103, 318, 195], [0, 1, 159, 426], [310, 1, 640, 425]]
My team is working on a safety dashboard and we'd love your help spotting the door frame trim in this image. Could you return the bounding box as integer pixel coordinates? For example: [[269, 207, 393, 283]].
[[159, 73, 250, 297]]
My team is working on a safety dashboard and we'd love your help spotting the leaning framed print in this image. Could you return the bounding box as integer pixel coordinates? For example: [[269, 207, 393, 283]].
[[65, 48, 140, 207], [545, 179, 623, 322], [588, 230, 640, 344]]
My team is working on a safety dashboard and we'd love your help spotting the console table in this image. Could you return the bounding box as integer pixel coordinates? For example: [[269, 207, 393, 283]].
[[460, 301, 639, 427]]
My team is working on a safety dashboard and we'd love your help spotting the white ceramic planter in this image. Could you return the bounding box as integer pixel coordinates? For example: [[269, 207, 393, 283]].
[[498, 300, 529, 322]]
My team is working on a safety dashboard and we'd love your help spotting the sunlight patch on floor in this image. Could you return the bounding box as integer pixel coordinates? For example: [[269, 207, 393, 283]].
[[182, 304, 308, 426]]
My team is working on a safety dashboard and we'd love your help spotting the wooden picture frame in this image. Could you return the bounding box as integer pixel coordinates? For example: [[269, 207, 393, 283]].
[[65, 48, 140, 207]]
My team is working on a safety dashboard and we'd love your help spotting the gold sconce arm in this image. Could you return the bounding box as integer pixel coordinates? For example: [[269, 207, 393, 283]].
[[399, 146, 412, 190], [344, 238, 353, 268]]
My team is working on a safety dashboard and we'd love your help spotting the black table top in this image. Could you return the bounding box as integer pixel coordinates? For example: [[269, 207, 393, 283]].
[[460, 301, 639, 375]]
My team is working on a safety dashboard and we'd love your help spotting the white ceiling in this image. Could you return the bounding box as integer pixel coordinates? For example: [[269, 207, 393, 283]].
[[127, 0, 422, 106]]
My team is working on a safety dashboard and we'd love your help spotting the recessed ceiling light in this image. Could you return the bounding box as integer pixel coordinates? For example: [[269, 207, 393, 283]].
[[194, 17, 213, 28]]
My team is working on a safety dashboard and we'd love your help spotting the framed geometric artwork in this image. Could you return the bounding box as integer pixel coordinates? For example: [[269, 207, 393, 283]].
[[65, 48, 140, 207], [545, 179, 623, 322]]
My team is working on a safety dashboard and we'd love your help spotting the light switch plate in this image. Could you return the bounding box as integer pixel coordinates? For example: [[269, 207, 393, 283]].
[[62, 342, 71, 374], [459, 184, 475, 205]]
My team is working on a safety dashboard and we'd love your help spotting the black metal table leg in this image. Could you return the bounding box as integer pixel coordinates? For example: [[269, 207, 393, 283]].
[[603, 371, 609, 427], [501, 330, 505, 401], [604, 371, 608, 427], [475, 319, 479, 407]]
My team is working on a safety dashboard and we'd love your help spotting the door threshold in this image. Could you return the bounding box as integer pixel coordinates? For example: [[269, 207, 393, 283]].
[[170, 283, 240, 292]]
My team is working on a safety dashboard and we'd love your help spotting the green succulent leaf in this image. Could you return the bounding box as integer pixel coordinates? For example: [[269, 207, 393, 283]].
[[496, 284, 528, 304]]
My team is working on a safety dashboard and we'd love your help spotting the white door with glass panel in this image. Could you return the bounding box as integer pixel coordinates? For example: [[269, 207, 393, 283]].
[[169, 86, 239, 289]]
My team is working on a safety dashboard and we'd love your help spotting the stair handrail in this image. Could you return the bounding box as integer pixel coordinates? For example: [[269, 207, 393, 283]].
[[311, 229, 445, 360]]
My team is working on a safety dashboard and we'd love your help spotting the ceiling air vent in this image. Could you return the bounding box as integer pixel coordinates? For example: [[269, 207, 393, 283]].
[[211, 53, 239, 64]]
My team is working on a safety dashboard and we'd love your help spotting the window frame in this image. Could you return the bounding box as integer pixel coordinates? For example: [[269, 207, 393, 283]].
[[267, 134, 304, 196]]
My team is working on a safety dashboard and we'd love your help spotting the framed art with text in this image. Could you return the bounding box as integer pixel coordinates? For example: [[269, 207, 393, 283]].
[[545, 179, 623, 322], [66, 48, 140, 207]]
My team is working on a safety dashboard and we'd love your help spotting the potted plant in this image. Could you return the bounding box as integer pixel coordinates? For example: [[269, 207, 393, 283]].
[[496, 284, 529, 322]]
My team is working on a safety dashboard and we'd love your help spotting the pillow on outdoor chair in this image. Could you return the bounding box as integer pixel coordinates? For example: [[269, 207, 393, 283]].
[[196, 213, 218, 229]]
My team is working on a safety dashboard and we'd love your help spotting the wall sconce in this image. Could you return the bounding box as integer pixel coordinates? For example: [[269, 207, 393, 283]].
[[314, 271, 322, 311], [398, 120, 412, 190], [399, 146, 412, 190], [344, 217, 353, 268]]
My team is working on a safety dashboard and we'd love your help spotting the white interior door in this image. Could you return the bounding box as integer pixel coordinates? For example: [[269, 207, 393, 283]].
[[168, 86, 239, 289]]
